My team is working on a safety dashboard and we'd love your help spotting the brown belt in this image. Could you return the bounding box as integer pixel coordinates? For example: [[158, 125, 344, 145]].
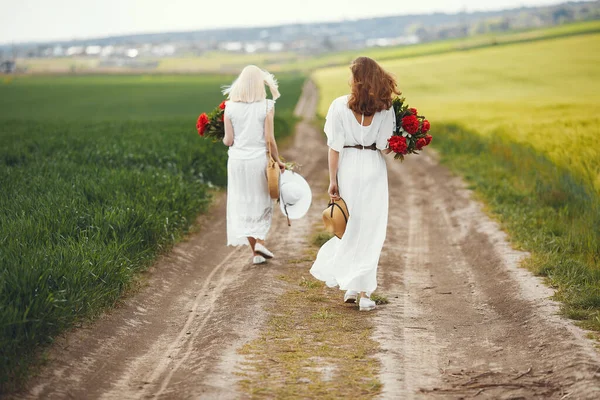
[[343, 143, 377, 151]]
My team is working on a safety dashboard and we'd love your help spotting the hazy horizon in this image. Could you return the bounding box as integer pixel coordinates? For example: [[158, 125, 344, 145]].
[[0, 0, 569, 45]]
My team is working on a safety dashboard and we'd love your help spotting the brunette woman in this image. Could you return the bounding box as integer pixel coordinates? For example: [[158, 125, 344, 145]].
[[310, 57, 399, 310]]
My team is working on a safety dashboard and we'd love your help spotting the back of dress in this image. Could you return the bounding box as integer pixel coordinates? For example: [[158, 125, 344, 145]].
[[225, 99, 275, 160], [324, 95, 395, 152]]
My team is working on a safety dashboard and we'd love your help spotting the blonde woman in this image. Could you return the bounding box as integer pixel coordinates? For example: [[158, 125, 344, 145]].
[[223, 65, 285, 264], [310, 57, 399, 311]]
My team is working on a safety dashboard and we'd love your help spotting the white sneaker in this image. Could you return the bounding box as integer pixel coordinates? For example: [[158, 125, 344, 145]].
[[344, 290, 358, 303], [255, 243, 274, 259], [359, 297, 376, 311], [253, 255, 266, 264]]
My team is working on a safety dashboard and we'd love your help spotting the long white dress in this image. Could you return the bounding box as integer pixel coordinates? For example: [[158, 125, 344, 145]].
[[225, 99, 275, 246], [310, 95, 395, 295]]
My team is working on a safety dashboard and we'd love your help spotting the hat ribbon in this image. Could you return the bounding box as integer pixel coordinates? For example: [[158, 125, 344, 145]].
[[279, 179, 291, 227]]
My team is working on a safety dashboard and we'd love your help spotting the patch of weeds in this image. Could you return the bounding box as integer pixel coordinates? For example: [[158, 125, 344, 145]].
[[303, 247, 319, 259], [300, 276, 323, 289], [306, 294, 326, 303], [563, 307, 593, 321], [312, 308, 335, 320], [311, 231, 334, 247], [370, 293, 389, 305], [287, 257, 314, 264]]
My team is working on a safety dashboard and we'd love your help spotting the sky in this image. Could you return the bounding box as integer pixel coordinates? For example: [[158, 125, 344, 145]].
[[1, 0, 565, 44]]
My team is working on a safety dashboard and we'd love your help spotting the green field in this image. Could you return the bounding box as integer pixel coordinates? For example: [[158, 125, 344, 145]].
[[0, 74, 304, 389], [315, 31, 600, 331]]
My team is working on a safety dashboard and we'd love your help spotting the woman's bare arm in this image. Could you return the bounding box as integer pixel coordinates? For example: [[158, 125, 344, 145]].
[[223, 115, 234, 146], [328, 148, 341, 200], [264, 108, 285, 171], [382, 148, 392, 155]]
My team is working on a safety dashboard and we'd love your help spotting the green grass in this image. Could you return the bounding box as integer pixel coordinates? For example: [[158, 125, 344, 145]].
[[311, 231, 334, 248], [314, 33, 600, 329], [0, 75, 231, 120], [370, 294, 389, 306], [0, 73, 304, 390]]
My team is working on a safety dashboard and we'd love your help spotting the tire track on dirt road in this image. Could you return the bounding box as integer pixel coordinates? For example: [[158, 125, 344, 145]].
[[133, 247, 246, 399]]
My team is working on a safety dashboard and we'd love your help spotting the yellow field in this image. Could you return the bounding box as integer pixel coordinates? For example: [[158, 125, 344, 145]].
[[313, 33, 600, 193], [16, 57, 100, 73], [157, 51, 299, 73]]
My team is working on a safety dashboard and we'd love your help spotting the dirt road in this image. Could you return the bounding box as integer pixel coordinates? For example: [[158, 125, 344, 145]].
[[18, 81, 600, 399]]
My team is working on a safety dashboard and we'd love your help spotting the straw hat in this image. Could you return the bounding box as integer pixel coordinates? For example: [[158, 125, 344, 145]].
[[322, 198, 349, 239], [279, 170, 312, 220]]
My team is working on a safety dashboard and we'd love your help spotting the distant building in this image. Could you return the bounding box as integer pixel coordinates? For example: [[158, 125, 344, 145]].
[[1, 60, 16, 74]]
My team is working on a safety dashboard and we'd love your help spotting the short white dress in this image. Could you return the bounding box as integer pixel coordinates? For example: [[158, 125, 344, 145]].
[[225, 99, 275, 246], [310, 95, 395, 295]]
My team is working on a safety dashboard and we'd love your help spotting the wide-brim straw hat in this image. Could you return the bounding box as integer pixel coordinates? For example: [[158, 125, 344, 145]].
[[322, 198, 349, 239], [279, 170, 312, 220]]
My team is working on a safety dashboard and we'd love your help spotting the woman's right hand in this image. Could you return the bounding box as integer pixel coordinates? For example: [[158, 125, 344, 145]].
[[277, 160, 286, 172], [328, 181, 340, 201]]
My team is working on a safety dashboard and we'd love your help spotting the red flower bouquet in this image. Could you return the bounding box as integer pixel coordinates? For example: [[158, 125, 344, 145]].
[[388, 97, 432, 161], [196, 101, 226, 140]]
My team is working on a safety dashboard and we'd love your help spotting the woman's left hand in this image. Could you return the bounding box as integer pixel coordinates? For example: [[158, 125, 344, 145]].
[[277, 161, 286, 172], [328, 181, 340, 201]]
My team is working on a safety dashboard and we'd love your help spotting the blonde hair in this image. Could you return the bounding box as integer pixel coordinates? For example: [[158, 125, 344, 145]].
[[223, 65, 280, 103]]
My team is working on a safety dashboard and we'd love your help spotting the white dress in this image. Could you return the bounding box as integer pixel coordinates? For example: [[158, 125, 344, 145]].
[[225, 99, 275, 246], [310, 95, 395, 295]]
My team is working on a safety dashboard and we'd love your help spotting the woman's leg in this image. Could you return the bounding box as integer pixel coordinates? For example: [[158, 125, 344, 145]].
[[360, 291, 368, 299], [248, 237, 257, 255]]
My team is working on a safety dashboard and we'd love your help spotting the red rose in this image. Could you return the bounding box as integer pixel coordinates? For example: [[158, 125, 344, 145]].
[[422, 119, 430, 133], [416, 137, 427, 150], [196, 113, 209, 136], [402, 115, 419, 134], [424, 134, 432, 145], [388, 135, 408, 154], [221, 113, 224, 121], [219, 101, 226, 110], [409, 107, 418, 115]]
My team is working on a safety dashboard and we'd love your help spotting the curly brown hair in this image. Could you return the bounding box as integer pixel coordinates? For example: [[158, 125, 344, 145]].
[[348, 57, 400, 117]]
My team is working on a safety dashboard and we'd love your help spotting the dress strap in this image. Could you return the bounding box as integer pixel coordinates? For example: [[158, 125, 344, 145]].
[[360, 114, 365, 145]]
